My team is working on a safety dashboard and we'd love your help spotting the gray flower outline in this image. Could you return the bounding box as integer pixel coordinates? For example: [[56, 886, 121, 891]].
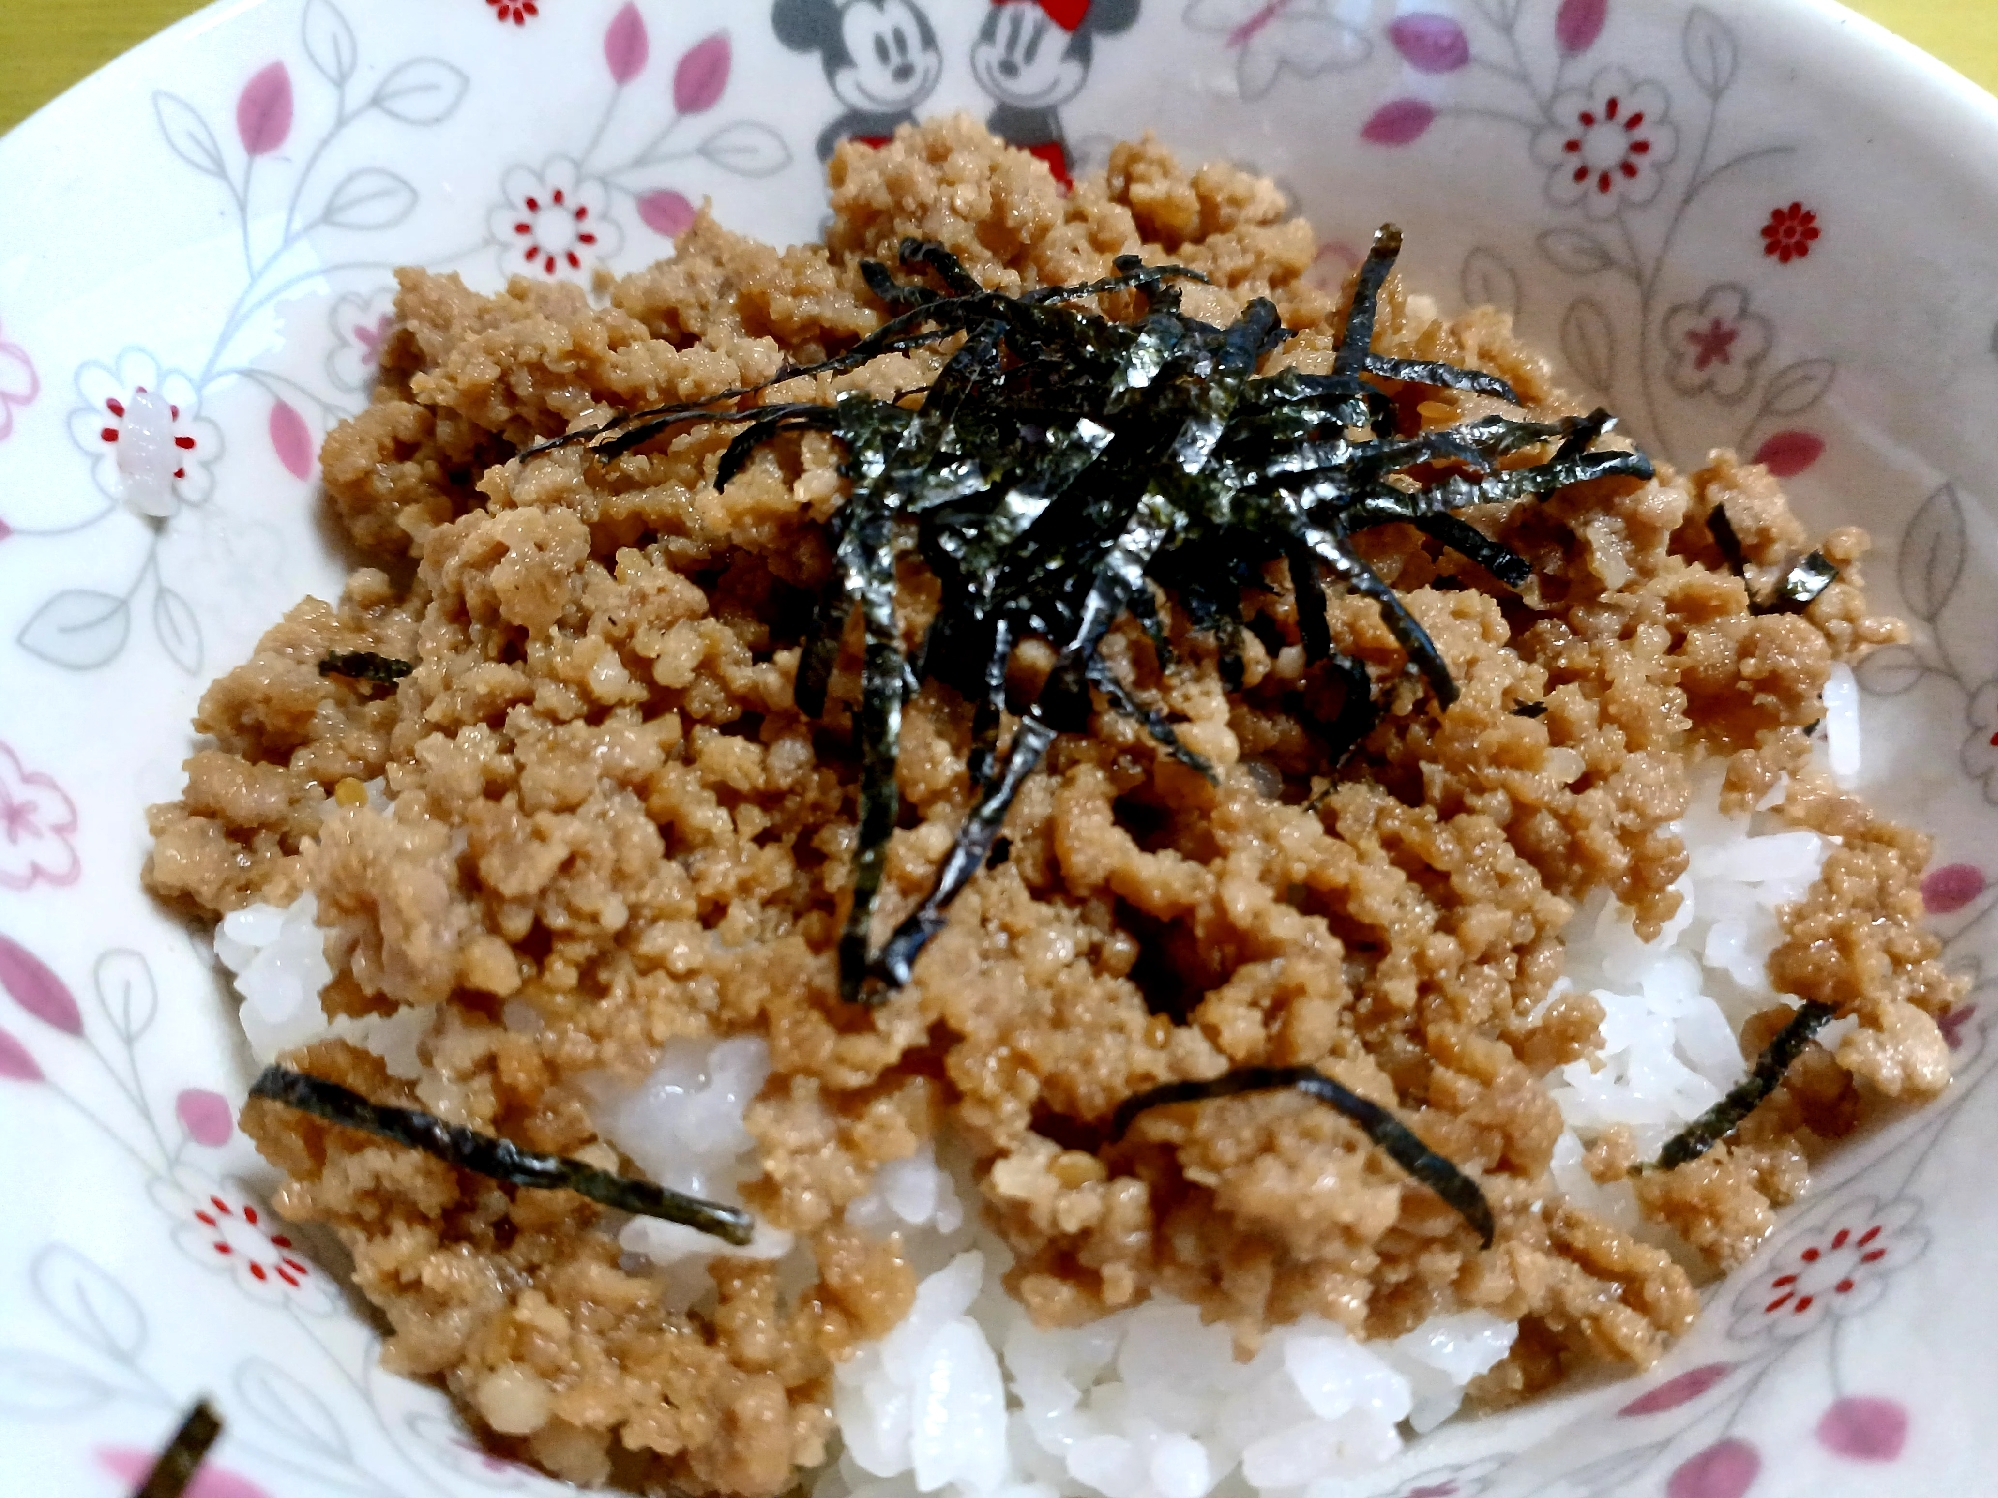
[[1661, 284, 1773, 400]]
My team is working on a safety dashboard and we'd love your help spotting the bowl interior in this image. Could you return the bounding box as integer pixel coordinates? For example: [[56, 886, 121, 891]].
[[2, 2, 1996, 1495]]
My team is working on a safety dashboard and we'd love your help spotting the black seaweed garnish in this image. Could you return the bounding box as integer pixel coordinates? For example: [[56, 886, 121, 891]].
[[535, 226, 1653, 1001], [1696, 504, 1841, 614], [1110, 1064, 1495, 1246], [250, 1067, 756, 1245], [1512, 701, 1547, 719], [1708, 503, 1748, 575], [1764, 551, 1839, 613], [136, 1401, 222, 1498], [1651, 1001, 1836, 1170], [319, 651, 414, 683]]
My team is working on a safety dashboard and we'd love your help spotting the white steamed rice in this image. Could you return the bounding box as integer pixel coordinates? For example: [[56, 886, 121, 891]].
[[212, 712, 1859, 1493], [116, 387, 179, 518]]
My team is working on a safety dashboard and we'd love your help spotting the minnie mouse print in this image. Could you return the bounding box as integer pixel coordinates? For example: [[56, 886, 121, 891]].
[[970, 0, 1139, 190], [774, 0, 945, 161]]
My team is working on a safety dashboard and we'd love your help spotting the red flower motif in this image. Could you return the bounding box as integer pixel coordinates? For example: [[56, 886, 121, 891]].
[[1730, 1196, 1923, 1340], [326, 287, 397, 394], [1762, 202, 1820, 263], [154, 1172, 333, 1312], [487, 0, 538, 23], [191, 1192, 310, 1286], [488, 158, 623, 279], [68, 350, 223, 515], [1663, 285, 1770, 398], [1531, 68, 1679, 220], [1685, 318, 1737, 370]]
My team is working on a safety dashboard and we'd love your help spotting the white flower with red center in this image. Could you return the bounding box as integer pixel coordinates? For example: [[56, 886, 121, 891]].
[[1730, 1196, 1924, 1341], [66, 349, 223, 516], [326, 286, 399, 394], [1531, 67, 1678, 221], [152, 1172, 333, 1313], [487, 157, 623, 280]]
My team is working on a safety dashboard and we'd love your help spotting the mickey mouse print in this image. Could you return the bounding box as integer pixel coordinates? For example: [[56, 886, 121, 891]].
[[774, 0, 946, 160], [970, 0, 1139, 189]]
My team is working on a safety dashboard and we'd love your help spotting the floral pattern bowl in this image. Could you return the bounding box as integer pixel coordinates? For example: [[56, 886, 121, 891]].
[[2, 1, 1997, 1494]]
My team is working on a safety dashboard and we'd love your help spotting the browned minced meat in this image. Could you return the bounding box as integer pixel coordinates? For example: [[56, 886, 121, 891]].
[[147, 117, 1958, 1492]]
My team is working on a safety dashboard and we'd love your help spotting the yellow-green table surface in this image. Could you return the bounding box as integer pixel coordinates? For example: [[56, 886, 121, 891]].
[[3, 1, 1996, 135]]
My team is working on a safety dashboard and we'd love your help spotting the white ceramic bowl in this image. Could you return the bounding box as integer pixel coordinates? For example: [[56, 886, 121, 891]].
[[2, 2, 1995, 1494]]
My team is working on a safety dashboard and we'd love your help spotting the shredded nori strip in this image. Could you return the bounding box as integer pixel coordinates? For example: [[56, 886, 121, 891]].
[[1707, 503, 1747, 574], [1110, 1065, 1495, 1247], [1511, 701, 1547, 719], [1310, 654, 1382, 774], [250, 1067, 755, 1245], [1651, 1001, 1837, 1170], [136, 1401, 222, 1498], [318, 650, 413, 683], [1698, 505, 1841, 614], [1763, 551, 1839, 614], [532, 226, 1653, 1001]]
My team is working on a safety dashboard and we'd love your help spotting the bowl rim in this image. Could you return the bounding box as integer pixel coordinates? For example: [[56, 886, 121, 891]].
[[1775, 0, 1998, 152], [7, 3, 1998, 1495], [10, 0, 1998, 175]]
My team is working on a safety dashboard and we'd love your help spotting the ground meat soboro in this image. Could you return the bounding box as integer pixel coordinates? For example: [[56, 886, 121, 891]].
[[145, 117, 1960, 1492]]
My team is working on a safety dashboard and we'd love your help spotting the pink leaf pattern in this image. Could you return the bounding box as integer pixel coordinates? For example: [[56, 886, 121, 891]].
[[1555, 0, 1608, 55], [236, 61, 293, 155], [1816, 1396, 1909, 1461], [268, 399, 314, 479], [99, 1447, 273, 1498], [177, 1088, 235, 1147], [1361, 99, 1437, 146], [0, 1026, 42, 1083], [1666, 1439, 1760, 1498], [1388, 14, 1470, 73], [1752, 429, 1824, 478], [1616, 1362, 1735, 1416], [1921, 862, 1984, 914], [674, 32, 731, 115], [605, 2, 650, 85], [0, 934, 81, 1035], [638, 189, 697, 237]]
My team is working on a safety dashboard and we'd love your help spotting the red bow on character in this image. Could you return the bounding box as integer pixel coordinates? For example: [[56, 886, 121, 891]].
[[992, 0, 1090, 32]]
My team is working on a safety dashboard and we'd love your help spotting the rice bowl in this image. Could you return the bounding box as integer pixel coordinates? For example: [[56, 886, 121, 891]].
[[6, 3, 1998, 1496], [134, 116, 1954, 1494]]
